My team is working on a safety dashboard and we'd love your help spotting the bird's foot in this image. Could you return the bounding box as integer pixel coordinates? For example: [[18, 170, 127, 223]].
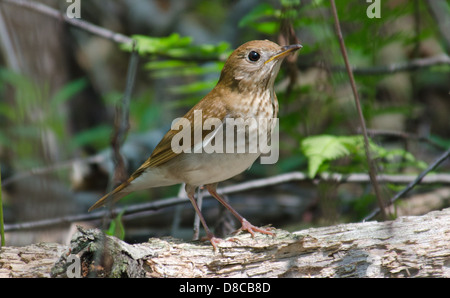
[[200, 234, 223, 251], [209, 236, 223, 251], [235, 219, 275, 237]]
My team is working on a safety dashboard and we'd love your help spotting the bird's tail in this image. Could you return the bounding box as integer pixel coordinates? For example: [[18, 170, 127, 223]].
[[88, 180, 132, 212]]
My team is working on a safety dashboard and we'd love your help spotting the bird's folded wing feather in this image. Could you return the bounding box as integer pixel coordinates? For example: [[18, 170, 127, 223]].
[[88, 91, 230, 211]]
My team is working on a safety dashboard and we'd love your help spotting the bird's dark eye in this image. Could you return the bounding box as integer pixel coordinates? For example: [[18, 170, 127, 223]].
[[248, 51, 261, 62]]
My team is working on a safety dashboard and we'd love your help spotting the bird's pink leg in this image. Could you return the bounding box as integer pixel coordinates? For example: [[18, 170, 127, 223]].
[[205, 184, 274, 237]]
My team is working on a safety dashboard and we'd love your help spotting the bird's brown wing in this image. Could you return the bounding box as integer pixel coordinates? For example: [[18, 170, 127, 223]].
[[134, 93, 229, 173], [88, 89, 229, 211]]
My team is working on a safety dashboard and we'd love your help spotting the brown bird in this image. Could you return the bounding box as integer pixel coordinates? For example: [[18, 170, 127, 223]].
[[89, 40, 302, 249]]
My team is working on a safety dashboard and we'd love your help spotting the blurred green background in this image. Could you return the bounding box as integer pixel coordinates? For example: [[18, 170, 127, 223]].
[[0, 0, 449, 246]]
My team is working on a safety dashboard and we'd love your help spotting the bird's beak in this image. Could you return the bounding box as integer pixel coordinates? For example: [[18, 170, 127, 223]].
[[265, 44, 303, 64]]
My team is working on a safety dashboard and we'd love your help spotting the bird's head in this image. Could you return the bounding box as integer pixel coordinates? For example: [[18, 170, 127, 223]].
[[218, 40, 302, 92]]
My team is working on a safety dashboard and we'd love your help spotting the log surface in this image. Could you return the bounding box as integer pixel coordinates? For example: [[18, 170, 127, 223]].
[[1, 208, 449, 278]]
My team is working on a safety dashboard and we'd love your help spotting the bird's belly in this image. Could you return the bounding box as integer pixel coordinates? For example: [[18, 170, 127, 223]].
[[168, 152, 260, 186]]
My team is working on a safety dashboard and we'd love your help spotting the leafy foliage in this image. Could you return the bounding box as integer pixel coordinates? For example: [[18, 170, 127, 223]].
[[301, 135, 427, 178], [239, 3, 280, 35], [0, 69, 88, 168], [122, 33, 231, 100], [301, 135, 355, 177], [123, 33, 230, 61]]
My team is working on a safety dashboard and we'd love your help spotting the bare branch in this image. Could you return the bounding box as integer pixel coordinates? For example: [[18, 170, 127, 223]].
[[365, 128, 447, 150], [425, 0, 450, 53], [109, 41, 138, 188], [332, 54, 450, 75], [363, 148, 450, 221], [4, 170, 450, 232], [0, 0, 133, 45], [1, 154, 105, 187], [330, 0, 385, 218]]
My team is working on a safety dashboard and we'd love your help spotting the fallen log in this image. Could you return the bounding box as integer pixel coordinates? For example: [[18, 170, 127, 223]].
[[1, 208, 449, 278]]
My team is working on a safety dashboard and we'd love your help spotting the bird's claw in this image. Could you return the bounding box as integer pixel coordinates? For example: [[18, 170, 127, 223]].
[[235, 219, 275, 237]]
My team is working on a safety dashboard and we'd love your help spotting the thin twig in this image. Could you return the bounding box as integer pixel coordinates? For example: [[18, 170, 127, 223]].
[[109, 41, 138, 189], [425, 0, 450, 53], [0, 165, 5, 247], [0, 5, 20, 71], [91, 42, 138, 265], [329, 0, 386, 218], [3, 196, 190, 232], [192, 186, 203, 241], [329, 54, 450, 75], [171, 184, 186, 236], [1, 154, 105, 187], [363, 148, 450, 221], [4, 170, 450, 232], [366, 129, 447, 151], [102, 41, 139, 231], [278, 12, 300, 99], [0, 0, 133, 45]]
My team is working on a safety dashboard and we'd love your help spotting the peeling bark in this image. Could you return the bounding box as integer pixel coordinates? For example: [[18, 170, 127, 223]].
[[1, 208, 449, 278], [0, 243, 66, 278]]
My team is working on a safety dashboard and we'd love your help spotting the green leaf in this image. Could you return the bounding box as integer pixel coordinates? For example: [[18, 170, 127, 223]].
[[281, 0, 301, 6], [105, 210, 125, 240], [252, 21, 280, 35], [0, 102, 16, 121], [145, 60, 192, 70], [125, 33, 192, 55], [50, 78, 87, 110], [428, 135, 450, 150], [145, 60, 222, 79], [301, 134, 428, 177], [239, 3, 275, 28], [71, 125, 112, 149], [301, 135, 352, 177], [123, 34, 230, 61], [238, 3, 281, 34], [170, 80, 217, 95]]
